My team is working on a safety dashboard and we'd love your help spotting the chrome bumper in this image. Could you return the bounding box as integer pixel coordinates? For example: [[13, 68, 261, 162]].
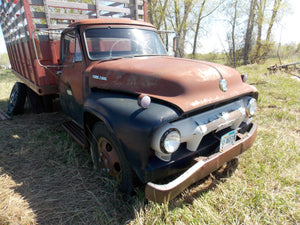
[[145, 123, 257, 203]]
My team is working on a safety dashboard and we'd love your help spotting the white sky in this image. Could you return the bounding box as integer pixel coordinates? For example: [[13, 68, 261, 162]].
[[198, 0, 300, 53], [1, 0, 300, 55], [275, 0, 300, 44]]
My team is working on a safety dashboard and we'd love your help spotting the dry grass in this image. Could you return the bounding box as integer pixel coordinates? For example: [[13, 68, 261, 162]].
[[0, 59, 299, 224], [0, 112, 144, 224]]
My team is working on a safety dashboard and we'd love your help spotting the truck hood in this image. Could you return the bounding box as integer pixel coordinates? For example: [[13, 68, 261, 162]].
[[89, 56, 256, 112]]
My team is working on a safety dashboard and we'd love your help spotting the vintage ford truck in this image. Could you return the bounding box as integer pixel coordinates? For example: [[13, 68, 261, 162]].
[[0, 0, 257, 203]]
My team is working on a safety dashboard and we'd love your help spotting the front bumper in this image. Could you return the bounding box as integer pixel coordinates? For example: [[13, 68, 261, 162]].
[[145, 123, 257, 203]]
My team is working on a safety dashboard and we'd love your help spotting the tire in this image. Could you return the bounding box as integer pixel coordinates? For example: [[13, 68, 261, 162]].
[[8, 82, 27, 115], [91, 122, 133, 194]]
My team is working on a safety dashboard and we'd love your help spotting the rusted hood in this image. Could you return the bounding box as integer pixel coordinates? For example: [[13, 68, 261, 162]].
[[89, 56, 257, 112]]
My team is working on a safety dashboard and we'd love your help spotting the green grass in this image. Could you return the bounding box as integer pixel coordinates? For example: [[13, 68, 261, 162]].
[[0, 63, 299, 224]]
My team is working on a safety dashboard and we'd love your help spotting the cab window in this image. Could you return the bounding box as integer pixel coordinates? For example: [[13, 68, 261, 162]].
[[61, 30, 82, 64]]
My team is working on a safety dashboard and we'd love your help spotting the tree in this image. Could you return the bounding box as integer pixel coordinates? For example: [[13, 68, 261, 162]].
[[191, 0, 207, 59], [261, 0, 283, 60], [253, 0, 267, 62], [169, 0, 194, 57], [191, 0, 223, 59], [243, 0, 257, 65], [148, 0, 170, 30], [229, 0, 238, 67]]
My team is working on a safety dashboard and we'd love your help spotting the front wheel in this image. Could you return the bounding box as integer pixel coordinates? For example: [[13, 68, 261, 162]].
[[91, 122, 133, 194], [8, 82, 27, 115]]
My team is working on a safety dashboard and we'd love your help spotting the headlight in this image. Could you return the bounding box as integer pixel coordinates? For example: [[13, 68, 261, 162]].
[[160, 129, 181, 154], [246, 98, 257, 116]]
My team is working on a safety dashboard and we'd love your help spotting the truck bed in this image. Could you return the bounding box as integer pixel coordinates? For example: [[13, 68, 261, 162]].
[[0, 0, 146, 95]]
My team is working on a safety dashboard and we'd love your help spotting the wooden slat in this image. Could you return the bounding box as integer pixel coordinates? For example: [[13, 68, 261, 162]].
[[101, 0, 130, 3], [47, 0, 96, 11], [100, 9, 144, 18], [98, 4, 130, 14], [49, 12, 90, 20], [108, 2, 124, 7], [95, 0, 100, 18], [35, 23, 68, 30], [48, 24, 71, 29], [29, 0, 135, 8], [43, 0, 51, 28]]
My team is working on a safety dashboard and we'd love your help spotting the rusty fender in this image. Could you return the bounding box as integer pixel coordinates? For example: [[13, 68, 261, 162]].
[[145, 123, 257, 203]]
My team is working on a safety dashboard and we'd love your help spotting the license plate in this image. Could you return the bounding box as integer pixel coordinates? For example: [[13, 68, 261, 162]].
[[220, 130, 237, 150]]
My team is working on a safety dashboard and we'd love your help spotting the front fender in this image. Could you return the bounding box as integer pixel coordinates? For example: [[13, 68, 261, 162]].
[[83, 91, 181, 179]]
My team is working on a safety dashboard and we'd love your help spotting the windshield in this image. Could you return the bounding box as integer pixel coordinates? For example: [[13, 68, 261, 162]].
[[84, 28, 167, 60]]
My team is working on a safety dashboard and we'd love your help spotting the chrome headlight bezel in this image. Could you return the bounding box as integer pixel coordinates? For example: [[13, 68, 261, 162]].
[[160, 128, 181, 154], [246, 98, 257, 116]]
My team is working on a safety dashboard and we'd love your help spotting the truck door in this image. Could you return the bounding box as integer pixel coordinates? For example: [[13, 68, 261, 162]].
[[58, 30, 85, 124]]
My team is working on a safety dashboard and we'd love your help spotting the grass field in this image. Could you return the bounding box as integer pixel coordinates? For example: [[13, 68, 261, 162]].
[[0, 60, 299, 224]]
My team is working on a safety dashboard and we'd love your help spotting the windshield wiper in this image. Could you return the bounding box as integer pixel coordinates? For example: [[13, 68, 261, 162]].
[[132, 54, 165, 57], [98, 54, 164, 62], [99, 55, 134, 62]]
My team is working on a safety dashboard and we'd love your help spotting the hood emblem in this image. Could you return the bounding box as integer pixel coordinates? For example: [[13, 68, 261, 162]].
[[92, 74, 107, 81], [219, 79, 228, 92]]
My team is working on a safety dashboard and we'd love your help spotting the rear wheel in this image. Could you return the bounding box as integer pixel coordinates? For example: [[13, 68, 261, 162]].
[[8, 82, 27, 115], [91, 122, 133, 194]]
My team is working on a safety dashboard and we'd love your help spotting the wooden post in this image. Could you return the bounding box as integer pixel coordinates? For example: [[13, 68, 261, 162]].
[[95, 0, 101, 18]]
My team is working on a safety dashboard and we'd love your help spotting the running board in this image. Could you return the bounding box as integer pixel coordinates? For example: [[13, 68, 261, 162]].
[[62, 120, 86, 147], [0, 110, 11, 121]]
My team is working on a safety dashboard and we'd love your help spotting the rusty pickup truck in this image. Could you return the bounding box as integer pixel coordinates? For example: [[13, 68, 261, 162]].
[[0, 0, 257, 203]]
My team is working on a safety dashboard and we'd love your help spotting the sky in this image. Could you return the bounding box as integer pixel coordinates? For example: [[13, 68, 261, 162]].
[[198, 0, 300, 53], [1, 0, 300, 55]]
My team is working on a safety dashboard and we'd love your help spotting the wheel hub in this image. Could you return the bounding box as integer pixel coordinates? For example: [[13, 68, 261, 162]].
[[97, 137, 122, 180]]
